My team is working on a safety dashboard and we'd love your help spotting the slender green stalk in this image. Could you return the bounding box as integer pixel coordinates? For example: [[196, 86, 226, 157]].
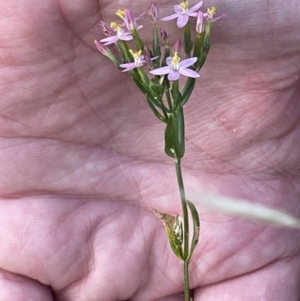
[[183, 260, 190, 301], [175, 158, 190, 301]]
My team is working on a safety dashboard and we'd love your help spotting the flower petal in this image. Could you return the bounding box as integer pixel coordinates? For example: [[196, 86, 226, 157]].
[[119, 62, 136, 70], [119, 35, 133, 41], [188, 12, 198, 17], [211, 13, 228, 22], [161, 13, 179, 21], [178, 68, 199, 78], [100, 35, 117, 43], [174, 5, 182, 13], [177, 14, 189, 28], [166, 57, 173, 66], [168, 70, 180, 81], [150, 66, 171, 76], [189, 0, 203, 13], [179, 57, 197, 68]]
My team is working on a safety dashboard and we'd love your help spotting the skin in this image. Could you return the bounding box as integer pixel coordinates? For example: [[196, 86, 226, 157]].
[[0, 0, 299, 300]]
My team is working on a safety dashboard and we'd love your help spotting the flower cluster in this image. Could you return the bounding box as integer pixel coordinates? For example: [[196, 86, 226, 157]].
[[94, 3, 225, 301], [94, 1, 225, 124]]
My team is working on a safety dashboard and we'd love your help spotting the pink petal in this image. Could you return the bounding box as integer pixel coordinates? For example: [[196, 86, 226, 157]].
[[102, 36, 119, 45], [188, 12, 198, 17], [174, 5, 182, 13], [150, 66, 171, 76], [161, 13, 179, 21], [100, 35, 117, 43], [150, 56, 160, 61], [189, 1, 203, 13], [178, 68, 199, 78], [120, 62, 137, 72], [168, 70, 180, 81], [166, 57, 173, 66], [119, 35, 133, 41], [179, 57, 197, 68], [211, 13, 228, 22], [177, 14, 189, 28]]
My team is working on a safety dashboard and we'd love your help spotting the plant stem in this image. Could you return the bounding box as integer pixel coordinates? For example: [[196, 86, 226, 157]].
[[183, 260, 190, 301], [175, 158, 190, 301]]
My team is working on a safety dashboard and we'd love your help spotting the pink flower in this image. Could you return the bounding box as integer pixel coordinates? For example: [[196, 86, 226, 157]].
[[161, 1, 203, 28], [120, 50, 158, 72], [120, 50, 145, 72], [203, 7, 227, 22], [150, 52, 199, 81], [115, 8, 144, 31], [100, 22, 133, 45]]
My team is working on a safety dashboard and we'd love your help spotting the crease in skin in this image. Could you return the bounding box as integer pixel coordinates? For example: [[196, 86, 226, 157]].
[[186, 191, 300, 228]]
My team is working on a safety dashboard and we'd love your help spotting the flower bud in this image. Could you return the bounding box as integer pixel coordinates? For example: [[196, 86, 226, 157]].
[[160, 28, 169, 44], [196, 11, 205, 33], [96, 21, 114, 36], [172, 39, 181, 54], [124, 8, 137, 31], [94, 40, 109, 55], [148, 2, 159, 22]]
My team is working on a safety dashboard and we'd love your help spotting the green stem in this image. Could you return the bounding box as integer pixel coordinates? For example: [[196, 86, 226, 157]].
[[174, 158, 190, 301], [183, 260, 190, 301]]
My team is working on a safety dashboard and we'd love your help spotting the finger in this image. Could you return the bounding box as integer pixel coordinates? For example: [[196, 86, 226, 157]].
[[0, 269, 53, 301], [194, 257, 300, 301]]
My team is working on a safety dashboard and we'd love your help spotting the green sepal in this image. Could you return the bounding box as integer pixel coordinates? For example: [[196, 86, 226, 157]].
[[153, 209, 184, 260], [182, 78, 196, 106], [186, 200, 200, 260], [149, 80, 163, 98], [152, 26, 161, 68], [183, 23, 193, 57], [164, 107, 185, 159]]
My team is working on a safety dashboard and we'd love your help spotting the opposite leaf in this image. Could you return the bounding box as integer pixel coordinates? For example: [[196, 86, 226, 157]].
[[153, 209, 184, 260]]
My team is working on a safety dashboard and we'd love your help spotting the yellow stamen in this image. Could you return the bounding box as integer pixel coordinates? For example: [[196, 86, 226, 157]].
[[115, 9, 125, 19], [129, 49, 142, 58], [207, 7, 216, 15], [180, 1, 189, 9], [110, 22, 122, 31], [172, 52, 180, 66]]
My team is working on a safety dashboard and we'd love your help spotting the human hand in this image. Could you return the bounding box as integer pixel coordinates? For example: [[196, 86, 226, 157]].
[[0, 0, 299, 300]]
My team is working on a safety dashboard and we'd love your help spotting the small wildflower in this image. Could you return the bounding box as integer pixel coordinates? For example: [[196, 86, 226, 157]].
[[161, 0, 203, 28], [120, 49, 145, 72], [148, 2, 159, 22], [120, 49, 158, 72], [100, 22, 133, 45], [196, 10, 204, 33], [150, 52, 199, 81], [116, 8, 145, 24], [203, 7, 227, 22]]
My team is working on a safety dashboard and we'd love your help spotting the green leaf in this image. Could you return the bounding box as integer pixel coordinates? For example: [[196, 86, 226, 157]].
[[153, 209, 184, 260], [182, 78, 196, 106], [146, 95, 167, 123], [164, 108, 185, 159], [186, 200, 200, 260]]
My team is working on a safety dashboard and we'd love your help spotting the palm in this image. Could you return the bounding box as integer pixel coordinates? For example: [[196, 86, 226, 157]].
[[0, 0, 299, 300]]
